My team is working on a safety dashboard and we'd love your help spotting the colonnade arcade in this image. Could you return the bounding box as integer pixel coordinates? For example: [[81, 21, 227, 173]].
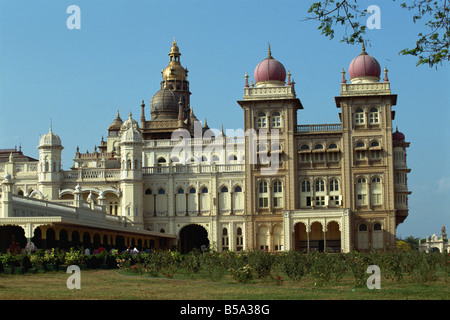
[[293, 220, 342, 252], [0, 224, 168, 253]]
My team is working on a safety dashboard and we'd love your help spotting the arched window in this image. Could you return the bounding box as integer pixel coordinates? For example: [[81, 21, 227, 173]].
[[329, 179, 339, 192], [273, 181, 283, 208], [222, 228, 229, 251], [314, 179, 326, 207], [219, 186, 230, 211], [170, 156, 179, 164], [315, 179, 325, 192], [177, 188, 185, 194], [228, 154, 237, 162], [301, 180, 311, 192], [212, 155, 220, 162], [256, 112, 267, 128], [201, 155, 208, 162], [273, 225, 283, 251], [358, 223, 369, 250], [236, 227, 243, 251], [356, 141, 365, 148], [356, 177, 367, 206], [271, 111, 281, 128], [372, 223, 383, 249], [300, 144, 310, 150], [158, 188, 165, 195], [371, 177, 382, 205], [354, 108, 365, 125], [189, 187, 196, 194], [258, 226, 269, 250], [200, 187, 209, 212], [369, 107, 379, 124], [145, 188, 152, 195], [329, 143, 338, 149], [232, 185, 244, 211], [258, 181, 268, 208], [314, 144, 325, 162]]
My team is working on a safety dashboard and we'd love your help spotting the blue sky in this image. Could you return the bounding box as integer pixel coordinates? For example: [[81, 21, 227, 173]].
[[0, 0, 448, 239]]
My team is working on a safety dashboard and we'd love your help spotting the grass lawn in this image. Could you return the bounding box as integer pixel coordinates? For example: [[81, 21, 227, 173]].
[[0, 268, 448, 300]]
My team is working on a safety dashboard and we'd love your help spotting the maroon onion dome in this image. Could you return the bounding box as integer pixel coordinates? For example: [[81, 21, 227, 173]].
[[254, 44, 286, 84], [393, 127, 405, 141], [348, 43, 381, 80]]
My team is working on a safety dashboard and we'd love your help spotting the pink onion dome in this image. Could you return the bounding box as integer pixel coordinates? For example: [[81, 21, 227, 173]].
[[348, 43, 381, 81], [254, 44, 286, 85], [393, 127, 405, 141]]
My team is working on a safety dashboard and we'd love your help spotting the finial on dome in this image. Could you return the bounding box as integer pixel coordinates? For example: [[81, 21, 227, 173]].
[[341, 68, 347, 83], [383, 66, 389, 82], [244, 73, 249, 88], [361, 42, 367, 55], [268, 43, 272, 59]]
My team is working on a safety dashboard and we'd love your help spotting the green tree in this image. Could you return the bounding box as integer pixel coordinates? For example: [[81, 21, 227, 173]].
[[305, 0, 449, 67]]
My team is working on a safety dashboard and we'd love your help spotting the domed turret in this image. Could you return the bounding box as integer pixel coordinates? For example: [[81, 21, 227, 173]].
[[121, 126, 143, 144], [348, 43, 381, 83], [393, 127, 405, 141], [120, 112, 139, 132], [254, 44, 286, 87], [39, 128, 62, 148], [150, 88, 180, 120], [108, 110, 123, 131], [162, 39, 188, 82]]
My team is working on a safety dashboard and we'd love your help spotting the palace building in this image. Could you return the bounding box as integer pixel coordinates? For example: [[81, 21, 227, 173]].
[[0, 41, 411, 253]]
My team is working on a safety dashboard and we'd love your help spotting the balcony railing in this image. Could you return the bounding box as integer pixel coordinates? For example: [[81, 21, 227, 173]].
[[296, 124, 342, 134]]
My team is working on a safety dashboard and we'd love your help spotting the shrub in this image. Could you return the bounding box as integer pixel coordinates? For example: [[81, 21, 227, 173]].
[[246, 250, 274, 279], [182, 249, 202, 274], [309, 252, 334, 286], [413, 252, 440, 284], [201, 250, 226, 281], [229, 264, 253, 283], [64, 248, 85, 266], [348, 250, 370, 287], [278, 251, 306, 282], [330, 253, 349, 283], [43, 249, 58, 265]]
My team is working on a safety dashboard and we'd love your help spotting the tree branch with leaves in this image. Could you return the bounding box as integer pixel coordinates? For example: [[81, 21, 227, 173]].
[[304, 0, 449, 68]]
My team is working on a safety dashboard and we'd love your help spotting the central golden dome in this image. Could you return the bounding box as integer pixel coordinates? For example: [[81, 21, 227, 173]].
[[162, 40, 188, 81]]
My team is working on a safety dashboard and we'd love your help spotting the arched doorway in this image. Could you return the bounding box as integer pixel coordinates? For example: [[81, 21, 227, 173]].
[[293, 222, 308, 252], [179, 224, 209, 254], [310, 222, 324, 252], [326, 221, 341, 252]]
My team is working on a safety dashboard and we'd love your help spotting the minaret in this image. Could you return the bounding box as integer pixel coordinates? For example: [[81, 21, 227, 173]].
[[119, 113, 144, 228], [37, 126, 64, 200]]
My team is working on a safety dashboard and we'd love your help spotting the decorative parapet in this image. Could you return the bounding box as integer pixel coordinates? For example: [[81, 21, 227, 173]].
[[145, 136, 245, 149], [142, 164, 244, 175], [243, 85, 296, 100], [340, 82, 391, 96], [297, 124, 342, 134], [63, 168, 121, 181]]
